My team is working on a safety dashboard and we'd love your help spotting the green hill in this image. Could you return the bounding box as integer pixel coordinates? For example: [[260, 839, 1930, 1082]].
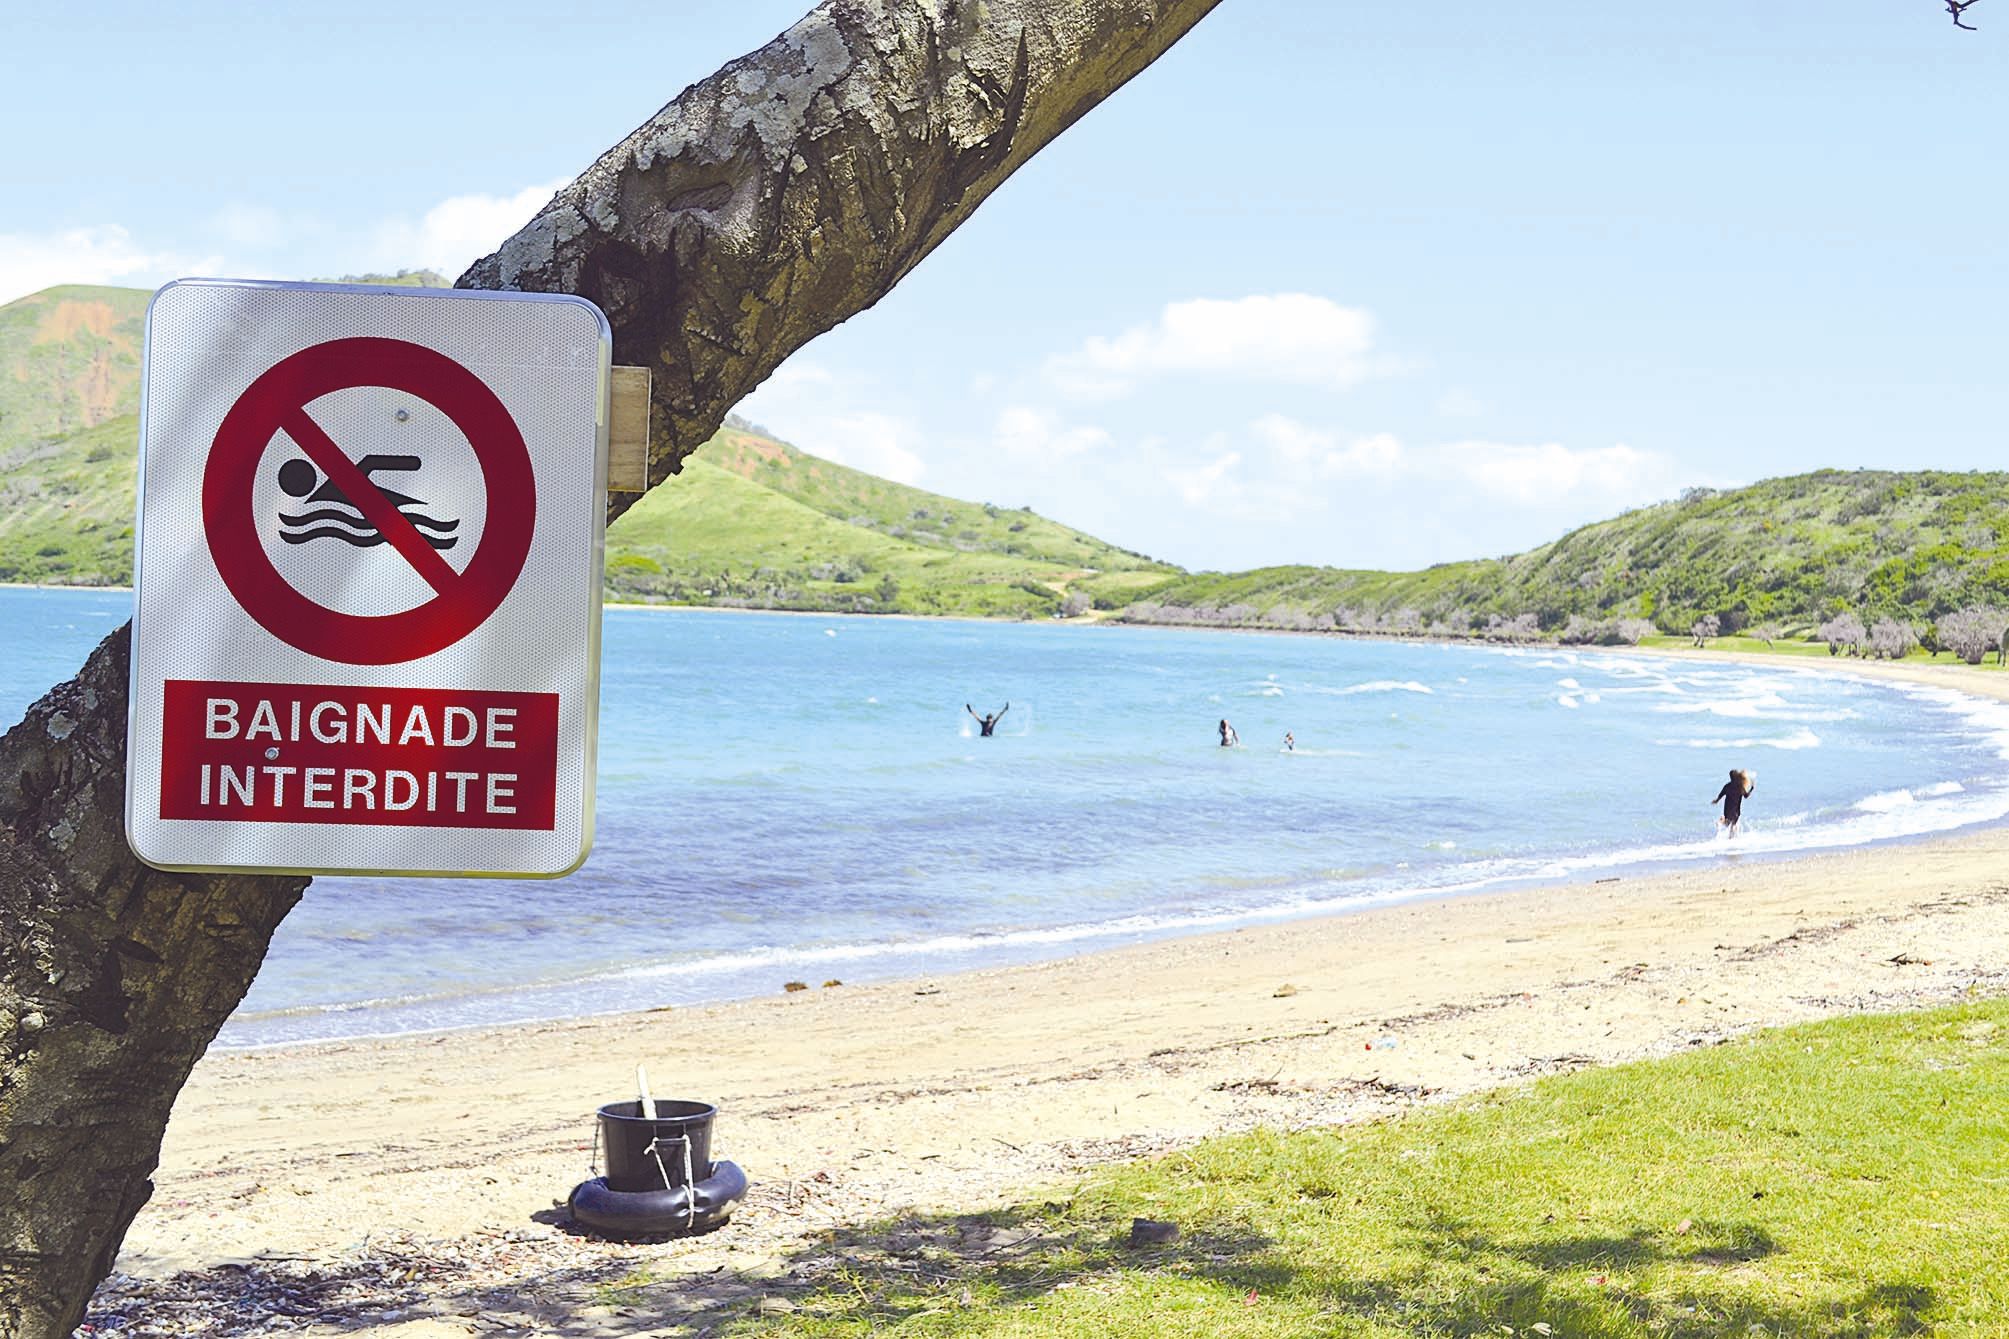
[[0, 285, 150, 585], [603, 424, 1171, 617], [8, 281, 2004, 638], [1117, 471, 2009, 640], [0, 283, 1174, 614]]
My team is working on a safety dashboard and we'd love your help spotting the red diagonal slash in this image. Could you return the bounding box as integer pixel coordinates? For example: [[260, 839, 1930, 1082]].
[[281, 406, 462, 595]]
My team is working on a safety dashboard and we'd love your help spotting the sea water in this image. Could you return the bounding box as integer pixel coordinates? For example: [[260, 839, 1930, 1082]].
[[5, 586, 2006, 1048]]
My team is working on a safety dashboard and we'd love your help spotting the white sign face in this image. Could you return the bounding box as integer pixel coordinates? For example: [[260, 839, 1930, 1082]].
[[126, 280, 610, 878]]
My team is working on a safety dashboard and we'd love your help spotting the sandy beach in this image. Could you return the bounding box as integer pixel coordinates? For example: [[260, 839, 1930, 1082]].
[[99, 651, 2009, 1335]]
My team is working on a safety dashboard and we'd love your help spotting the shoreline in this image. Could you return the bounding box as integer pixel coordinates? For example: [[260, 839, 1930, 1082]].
[[102, 642, 2009, 1330], [211, 635, 2009, 1054], [16, 579, 2009, 681], [119, 820, 2009, 1329]]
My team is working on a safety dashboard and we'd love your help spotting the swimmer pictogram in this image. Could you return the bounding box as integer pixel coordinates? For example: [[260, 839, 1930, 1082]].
[[276, 454, 460, 550], [202, 335, 537, 665]]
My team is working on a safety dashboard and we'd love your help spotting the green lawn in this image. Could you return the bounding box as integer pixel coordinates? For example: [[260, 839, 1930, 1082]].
[[727, 1000, 2008, 1337]]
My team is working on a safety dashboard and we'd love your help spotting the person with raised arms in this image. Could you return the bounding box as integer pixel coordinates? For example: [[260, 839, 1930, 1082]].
[[966, 703, 1009, 737]]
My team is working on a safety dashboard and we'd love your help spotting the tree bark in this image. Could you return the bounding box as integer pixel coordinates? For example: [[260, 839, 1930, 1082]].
[[0, 631, 306, 1336], [0, 2, 1220, 1333]]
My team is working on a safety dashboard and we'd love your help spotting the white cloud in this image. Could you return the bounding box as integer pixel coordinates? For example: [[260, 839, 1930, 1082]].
[[1045, 293, 1387, 398], [731, 357, 931, 480], [993, 406, 1111, 462], [797, 410, 926, 484], [1437, 440, 1676, 506], [363, 179, 567, 279], [1250, 413, 1404, 478], [1166, 449, 1243, 506], [1246, 415, 1674, 506], [0, 177, 570, 307], [0, 225, 216, 305]]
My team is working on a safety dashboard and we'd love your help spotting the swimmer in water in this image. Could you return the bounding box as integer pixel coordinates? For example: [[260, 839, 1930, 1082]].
[[1283, 731, 1295, 752], [966, 703, 1009, 737], [1712, 767, 1754, 837], [1219, 718, 1239, 748]]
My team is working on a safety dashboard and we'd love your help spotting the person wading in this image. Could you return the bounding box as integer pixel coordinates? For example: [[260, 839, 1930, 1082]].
[[1712, 768, 1755, 836], [966, 703, 1009, 737]]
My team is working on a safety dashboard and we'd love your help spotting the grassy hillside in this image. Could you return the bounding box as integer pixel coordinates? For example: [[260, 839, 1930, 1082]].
[[0, 285, 150, 584], [8, 281, 2006, 637], [1121, 471, 2009, 639], [0, 276, 458, 584], [605, 424, 1173, 617], [0, 283, 1175, 613]]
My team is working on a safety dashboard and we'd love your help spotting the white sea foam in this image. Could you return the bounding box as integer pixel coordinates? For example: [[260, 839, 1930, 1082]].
[[1893, 682, 2009, 762], [1648, 693, 1855, 722], [1656, 728, 1823, 751], [1850, 781, 1962, 811]]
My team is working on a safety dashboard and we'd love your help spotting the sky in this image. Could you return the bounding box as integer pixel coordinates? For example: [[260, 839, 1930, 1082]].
[[5, 1, 2005, 573]]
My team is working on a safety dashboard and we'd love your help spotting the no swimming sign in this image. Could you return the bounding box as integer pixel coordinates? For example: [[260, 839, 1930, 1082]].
[[126, 280, 610, 877]]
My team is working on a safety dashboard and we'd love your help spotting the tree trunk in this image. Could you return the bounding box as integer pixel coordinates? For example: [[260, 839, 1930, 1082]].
[[0, 2, 1221, 1332], [0, 630, 306, 1335]]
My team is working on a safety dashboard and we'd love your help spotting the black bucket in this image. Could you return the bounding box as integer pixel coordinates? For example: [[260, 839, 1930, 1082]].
[[598, 1100, 715, 1192]]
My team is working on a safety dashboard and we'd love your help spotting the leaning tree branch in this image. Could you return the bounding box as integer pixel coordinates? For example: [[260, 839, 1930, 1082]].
[[0, 2, 1221, 1334], [461, 0, 1224, 522]]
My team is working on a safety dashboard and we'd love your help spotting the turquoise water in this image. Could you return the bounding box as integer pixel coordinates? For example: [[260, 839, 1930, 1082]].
[[6, 586, 2008, 1048]]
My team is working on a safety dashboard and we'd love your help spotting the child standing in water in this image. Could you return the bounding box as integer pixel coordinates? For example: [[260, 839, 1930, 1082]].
[[1712, 768, 1754, 836]]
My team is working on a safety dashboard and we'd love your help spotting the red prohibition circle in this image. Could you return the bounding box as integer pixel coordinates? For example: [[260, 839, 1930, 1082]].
[[203, 337, 536, 665]]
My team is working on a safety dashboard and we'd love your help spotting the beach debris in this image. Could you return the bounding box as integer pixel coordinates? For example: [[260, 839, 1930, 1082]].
[[1889, 951, 1934, 966], [1367, 1034, 1399, 1050], [1129, 1218, 1180, 1246], [1272, 984, 1299, 998], [783, 981, 809, 993], [822, 979, 844, 988]]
